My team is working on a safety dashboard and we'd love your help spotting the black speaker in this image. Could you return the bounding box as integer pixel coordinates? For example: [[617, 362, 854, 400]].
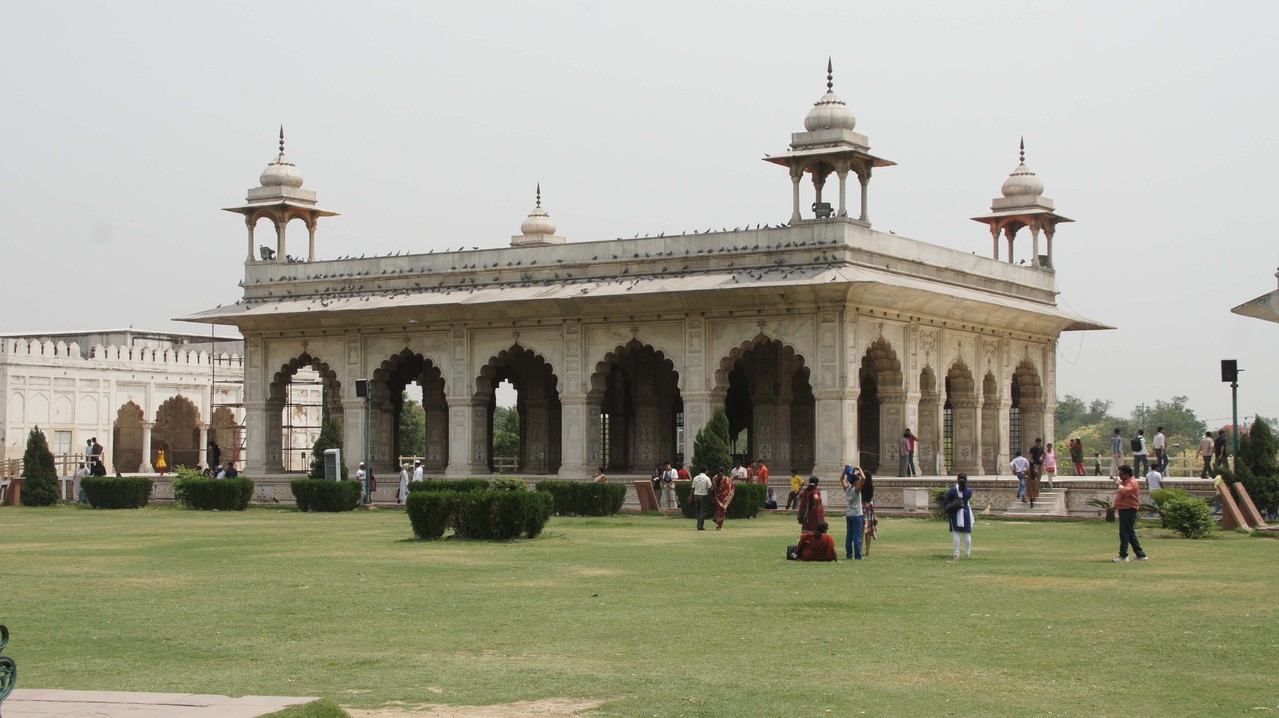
[[355, 379, 369, 397], [1221, 360, 1238, 383]]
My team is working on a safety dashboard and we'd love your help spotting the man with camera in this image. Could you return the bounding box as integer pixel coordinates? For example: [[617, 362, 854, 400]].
[[841, 466, 868, 560]]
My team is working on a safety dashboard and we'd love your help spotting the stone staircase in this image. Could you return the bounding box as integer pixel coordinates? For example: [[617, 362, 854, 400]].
[[1002, 488, 1068, 517]]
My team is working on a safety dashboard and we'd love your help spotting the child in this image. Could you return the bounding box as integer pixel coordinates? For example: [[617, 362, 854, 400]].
[[1093, 452, 1102, 476]]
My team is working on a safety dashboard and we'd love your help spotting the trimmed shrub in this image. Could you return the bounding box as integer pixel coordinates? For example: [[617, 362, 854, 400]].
[[674, 480, 766, 520], [308, 419, 348, 479], [407, 490, 459, 539], [406, 487, 553, 540], [1161, 496, 1215, 539], [691, 408, 733, 476], [19, 426, 60, 506], [406, 479, 490, 493], [928, 486, 950, 517], [1235, 469, 1279, 517], [175, 476, 254, 511], [81, 476, 153, 509], [535, 480, 626, 516], [291, 479, 362, 512]]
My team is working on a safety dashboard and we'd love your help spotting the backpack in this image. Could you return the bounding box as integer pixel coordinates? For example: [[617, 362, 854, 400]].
[[1130, 437, 1142, 452]]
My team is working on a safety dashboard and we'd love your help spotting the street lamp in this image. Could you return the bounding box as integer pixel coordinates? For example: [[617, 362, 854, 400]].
[[1221, 360, 1241, 474]]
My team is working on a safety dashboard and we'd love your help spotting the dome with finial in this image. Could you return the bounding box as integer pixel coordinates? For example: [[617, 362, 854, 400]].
[[259, 127, 304, 189], [520, 184, 556, 236], [803, 58, 857, 132], [1000, 138, 1045, 199]]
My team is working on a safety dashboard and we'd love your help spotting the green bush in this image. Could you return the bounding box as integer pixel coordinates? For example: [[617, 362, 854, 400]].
[[406, 490, 459, 539], [175, 476, 254, 511], [488, 476, 528, 492], [535, 480, 626, 516], [81, 476, 153, 509], [1234, 469, 1279, 517], [928, 486, 950, 517], [406, 479, 491, 493], [406, 487, 553, 540], [308, 419, 348, 479], [691, 408, 733, 476], [290, 479, 362, 512], [1161, 496, 1215, 539], [674, 480, 766, 520], [19, 426, 60, 506]]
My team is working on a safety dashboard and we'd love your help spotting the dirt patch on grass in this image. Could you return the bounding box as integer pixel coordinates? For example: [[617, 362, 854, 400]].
[[347, 697, 612, 717]]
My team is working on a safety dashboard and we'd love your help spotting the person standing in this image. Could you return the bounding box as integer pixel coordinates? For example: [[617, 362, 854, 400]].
[[797, 477, 825, 532], [905, 429, 917, 476], [398, 462, 410, 505], [860, 470, 877, 557], [712, 468, 736, 530], [1144, 464, 1162, 513], [731, 461, 748, 483], [412, 459, 424, 483], [841, 466, 867, 560], [690, 469, 712, 530], [209, 442, 222, 471], [1112, 465, 1148, 562], [755, 460, 770, 488], [1110, 428, 1124, 479], [1094, 452, 1103, 477], [1199, 431, 1216, 479], [1069, 438, 1085, 476], [155, 449, 168, 476], [1152, 427, 1168, 473], [1043, 443, 1058, 490], [786, 471, 803, 510], [945, 473, 974, 561], [73, 462, 90, 503], [661, 462, 678, 509], [1132, 429, 1149, 476], [1010, 451, 1030, 503], [898, 431, 911, 477], [355, 462, 366, 487], [1028, 438, 1045, 489]]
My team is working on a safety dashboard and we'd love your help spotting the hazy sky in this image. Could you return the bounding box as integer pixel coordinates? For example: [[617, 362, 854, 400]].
[[3, 1, 1276, 428]]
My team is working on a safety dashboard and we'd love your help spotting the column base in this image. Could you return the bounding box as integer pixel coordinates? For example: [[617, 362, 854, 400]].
[[557, 463, 596, 480], [445, 463, 490, 478]]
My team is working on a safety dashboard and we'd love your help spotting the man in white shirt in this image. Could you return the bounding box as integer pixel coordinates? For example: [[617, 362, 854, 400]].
[[73, 462, 90, 503], [662, 462, 678, 508], [731, 461, 748, 482], [398, 463, 410, 505], [1199, 431, 1216, 479], [1010, 451, 1030, 502], [356, 462, 367, 483], [1145, 466, 1163, 516], [1152, 427, 1167, 473], [690, 470, 713, 530], [412, 460, 424, 483], [1133, 429, 1149, 476]]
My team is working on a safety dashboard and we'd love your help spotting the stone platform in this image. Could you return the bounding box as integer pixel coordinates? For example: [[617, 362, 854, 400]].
[[3, 689, 318, 718]]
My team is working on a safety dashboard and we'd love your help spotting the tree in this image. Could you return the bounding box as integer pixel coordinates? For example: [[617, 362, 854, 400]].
[[1131, 396, 1206, 449], [397, 391, 426, 458], [1236, 417, 1279, 516], [492, 406, 520, 459], [309, 418, 348, 479], [1055, 394, 1121, 443], [20, 426, 60, 506], [692, 408, 733, 475]]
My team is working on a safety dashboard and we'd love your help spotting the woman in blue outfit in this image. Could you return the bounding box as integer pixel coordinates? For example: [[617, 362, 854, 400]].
[[945, 473, 973, 561]]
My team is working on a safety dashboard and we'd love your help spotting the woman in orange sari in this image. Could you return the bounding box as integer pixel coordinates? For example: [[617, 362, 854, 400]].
[[713, 469, 735, 530]]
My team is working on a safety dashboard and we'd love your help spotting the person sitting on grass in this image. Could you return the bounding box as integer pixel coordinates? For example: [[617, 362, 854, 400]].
[[795, 521, 837, 562]]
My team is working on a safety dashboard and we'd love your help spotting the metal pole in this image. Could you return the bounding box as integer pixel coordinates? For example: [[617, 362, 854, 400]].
[[1231, 379, 1239, 475]]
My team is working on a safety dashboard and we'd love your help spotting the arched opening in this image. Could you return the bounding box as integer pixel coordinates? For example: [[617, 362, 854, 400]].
[[944, 359, 977, 474], [210, 406, 243, 471], [857, 337, 903, 473], [1010, 360, 1043, 458], [589, 340, 682, 472], [715, 337, 814, 473], [154, 395, 201, 469], [269, 353, 341, 473], [372, 349, 448, 473], [476, 346, 561, 474], [112, 402, 143, 473], [918, 366, 940, 475]]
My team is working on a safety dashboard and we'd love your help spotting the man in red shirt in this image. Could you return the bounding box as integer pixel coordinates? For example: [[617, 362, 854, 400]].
[[1112, 465, 1148, 562], [755, 460, 770, 486]]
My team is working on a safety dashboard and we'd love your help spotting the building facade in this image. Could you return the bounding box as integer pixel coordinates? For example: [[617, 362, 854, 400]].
[[186, 66, 1107, 480], [0, 330, 246, 475]]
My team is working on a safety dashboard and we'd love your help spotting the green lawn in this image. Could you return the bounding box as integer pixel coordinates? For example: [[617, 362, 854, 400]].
[[1, 504, 1276, 716]]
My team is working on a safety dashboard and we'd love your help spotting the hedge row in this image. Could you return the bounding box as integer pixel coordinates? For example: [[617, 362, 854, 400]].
[[674, 480, 766, 520], [406, 489, 553, 540], [291, 479, 362, 512], [406, 479, 492, 493], [173, 476, 254, 511], [81, 476, 153, 509], [534, 480, 626, 516]]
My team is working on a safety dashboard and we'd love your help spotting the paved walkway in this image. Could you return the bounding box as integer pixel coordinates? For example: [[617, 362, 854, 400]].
[[4, 689, 319, 717]]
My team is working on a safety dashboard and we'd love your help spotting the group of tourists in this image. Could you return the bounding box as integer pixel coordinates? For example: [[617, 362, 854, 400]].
[[1010, 437, 1057, 508], [686, 466, 739, 530], [787, 465, 877, 562]]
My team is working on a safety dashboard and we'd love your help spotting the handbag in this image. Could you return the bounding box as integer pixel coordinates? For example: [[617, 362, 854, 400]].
[[943, 491, 964, 514]]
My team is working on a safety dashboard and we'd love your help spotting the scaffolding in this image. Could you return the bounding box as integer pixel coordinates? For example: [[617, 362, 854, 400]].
[[281, 370, 325, 472], [208, 329, 246, 472]]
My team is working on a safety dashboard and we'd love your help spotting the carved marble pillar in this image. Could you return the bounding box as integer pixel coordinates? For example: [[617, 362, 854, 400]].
[[790, 167, 804, 224], [981, 397, 1001, 475], [197, 423, 208, 469], [446, 396, 488, 477], [522, 398, 549, 474], [878, 391, 907, 474], [813, 390, 857, 478], [635, 399, 659, 469], [1021, 402, 1047, 452], [342, 398, 367, 477], [370, 394, 395, 471], [951, 398, 981, 475], [558, 395, 593, 479], [917, 396, 942, 476], [681, 392, 715, 468], [140, 420, 155, 473]]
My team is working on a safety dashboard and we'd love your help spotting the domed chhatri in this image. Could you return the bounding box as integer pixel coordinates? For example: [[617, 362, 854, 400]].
[[259, 127, 304, 188], [804, 58, 857, 132], [520, 184, 557, 237], [1000, 138, 1044, 198], [511, 183, 565, 247]]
